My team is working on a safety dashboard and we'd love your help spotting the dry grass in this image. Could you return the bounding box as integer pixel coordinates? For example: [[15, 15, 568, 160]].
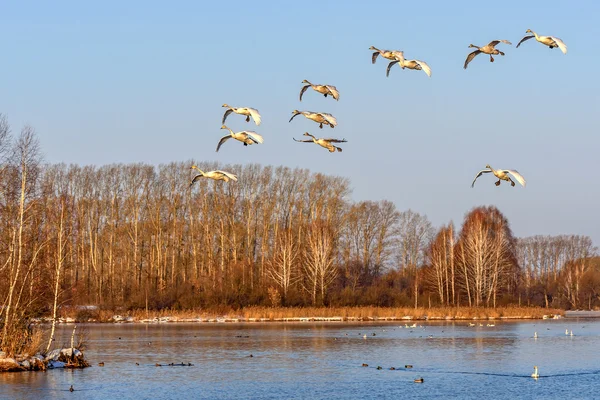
[[58, 305, 563, 322]]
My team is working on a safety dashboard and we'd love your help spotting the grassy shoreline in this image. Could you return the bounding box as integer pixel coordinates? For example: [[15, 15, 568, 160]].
[[46, 306, 564, 324]]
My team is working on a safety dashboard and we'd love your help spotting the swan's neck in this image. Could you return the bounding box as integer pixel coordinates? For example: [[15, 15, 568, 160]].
[[531, 31, 539, 40]]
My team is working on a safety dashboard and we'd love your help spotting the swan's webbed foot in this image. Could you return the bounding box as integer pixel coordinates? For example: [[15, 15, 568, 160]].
[[495, 180, 501, 186], [510, 180, 515, 187], [490, 55, 495, 62], [499, 51, 505, 56], [319, 123, 323, 129], [246, 116, 250, 122], [329, 124, 334, 128], [324, 93, 328, 97], [243, 143, 248, 146]]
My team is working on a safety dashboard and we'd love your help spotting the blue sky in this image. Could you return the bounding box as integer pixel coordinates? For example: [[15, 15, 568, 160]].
[[1, 0, 599, 244]]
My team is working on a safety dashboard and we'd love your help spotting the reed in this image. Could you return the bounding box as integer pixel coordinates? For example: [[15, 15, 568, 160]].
[[58, 306, 562, 322]]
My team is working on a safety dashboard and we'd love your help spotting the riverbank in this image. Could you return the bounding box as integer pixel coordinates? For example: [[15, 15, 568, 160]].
[[0, 348, 89, 372], [39, 306, 564, 324]]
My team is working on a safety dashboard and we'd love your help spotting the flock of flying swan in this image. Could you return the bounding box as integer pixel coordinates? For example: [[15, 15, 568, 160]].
[[189, 28, 566, 187]]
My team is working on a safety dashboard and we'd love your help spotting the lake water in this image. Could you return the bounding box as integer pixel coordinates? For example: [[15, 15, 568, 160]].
[[1, 319, 599, 399]]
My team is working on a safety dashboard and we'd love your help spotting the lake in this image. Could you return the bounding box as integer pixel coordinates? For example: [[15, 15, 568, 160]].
[[1, 319, 599, 399]]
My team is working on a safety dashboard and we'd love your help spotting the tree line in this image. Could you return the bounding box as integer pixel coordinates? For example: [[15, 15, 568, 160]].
[[1, 115, 599, 347]]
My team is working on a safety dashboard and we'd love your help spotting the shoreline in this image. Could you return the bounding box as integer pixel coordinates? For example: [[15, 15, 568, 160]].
[[34, 306, 569, 324]]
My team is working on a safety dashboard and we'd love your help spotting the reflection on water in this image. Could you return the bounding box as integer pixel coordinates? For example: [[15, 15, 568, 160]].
[[1, 319, 599, 399]]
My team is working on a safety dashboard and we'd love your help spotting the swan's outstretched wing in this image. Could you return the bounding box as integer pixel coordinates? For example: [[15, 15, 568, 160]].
[[489, 40, 512, 47], [386, 60, 399, 77], [550, 36, 567, 54], [222, 109, 233, 124], [320, 113, 337, 126], [464, 50, 481, 69], [471, 169, 492, 187], [323, 138, 347, 143], [248, 108, 261, 126], [505, 170, 526, 187], [216, 135, 232, 152], [215, 170, 238, 181], [372, 51, 380, 64], [289, 111, 302, 123], [190, 174, 204, 186], [516, 35, 535, 48], [299, 85, 310, 101], [415, 60, 432, 77], [325, 85, 340, 100], [245, 131, 264, 144], [293, 138, 313, 143]]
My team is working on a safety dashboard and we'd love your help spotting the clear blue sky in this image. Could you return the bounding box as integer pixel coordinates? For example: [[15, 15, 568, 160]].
[[1, 0, 599, 244]]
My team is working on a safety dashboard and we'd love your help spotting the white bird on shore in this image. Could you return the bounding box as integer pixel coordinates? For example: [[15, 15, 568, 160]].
[[531, 366, 539, 379], [516, 29, 567, 54], [471, 164, 526, 188], [464, 40, 511, 69], [189, 166, 238, 186], [216, 125, 264, 152], [289, 110, 337, 129], [299, 80, 340, 101], [293, 132, 347, 153], [386, 51, 432, 77], [222, 104, 262, 126]]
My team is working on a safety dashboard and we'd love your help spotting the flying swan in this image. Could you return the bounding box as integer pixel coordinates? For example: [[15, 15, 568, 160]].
[[189, 166, 238, 186], [471, 164, 526, 187], [516, 29, 567, 54], [464, 40, 512, 69], [386, 51, 432, 77], [299, 80, 340, 101], [216, 125, 264, 152], [289, 110, 337, 129], [293, 132, 347, 152], [222, 104, 262, 126], [369, 46, 399, 64]]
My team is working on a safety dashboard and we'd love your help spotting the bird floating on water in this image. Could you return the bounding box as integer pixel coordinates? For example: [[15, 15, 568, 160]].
[[534, 331, 538, 339], [217, 125, 264, 152], [289, 110, 337, 129], [386, 51, 432, 77], [516, 29, 567, 54], [189, 165, 238, 185], [293, 133, 347, 153], [222, 104, 262, 126], [464, 40, 512, 69], [69, 385, 74, 392], [414, 378, 424, 383], [471, 164, 526, 188], [299, 80, 340, 101], [531, 366, 539, 379]]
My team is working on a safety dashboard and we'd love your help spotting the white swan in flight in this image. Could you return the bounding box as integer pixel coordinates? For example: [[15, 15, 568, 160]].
[[464, 40, 512, 69], [293, 132, 347, 152], [222, 104, 262, 126], [516, 29, 567, 54], [289, 110, 337, 129], [387, 51, 431, 77], [299, 80, 340, 101], [471, 164, 526, 187], [216, 125, 264, 152], [369, 46, 398, 64], [189, 166, 238, 185]]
